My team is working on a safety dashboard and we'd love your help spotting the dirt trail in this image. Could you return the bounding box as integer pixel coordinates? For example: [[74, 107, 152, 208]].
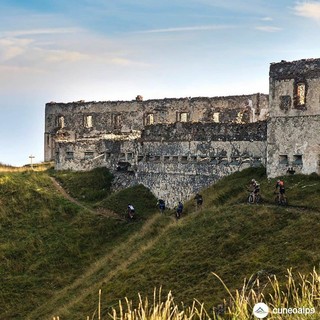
[[49, 176, 121, 219], [27, 213, 173, 319]]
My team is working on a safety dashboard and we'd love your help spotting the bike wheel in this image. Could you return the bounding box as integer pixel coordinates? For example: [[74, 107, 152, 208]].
[[281, 197, 288, 206], [255, 194, 261, 204], [248, 194, 254, 204]]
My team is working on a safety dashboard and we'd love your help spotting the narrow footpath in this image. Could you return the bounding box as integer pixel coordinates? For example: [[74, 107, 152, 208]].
[[49, 176, 121, 219]]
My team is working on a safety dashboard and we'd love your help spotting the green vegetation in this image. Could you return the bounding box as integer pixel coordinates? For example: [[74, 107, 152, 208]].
[[0, 170, 157, 319], [1, 167, 320, 319], [96, 167, 320, 316], [52, 167, 113, 203]]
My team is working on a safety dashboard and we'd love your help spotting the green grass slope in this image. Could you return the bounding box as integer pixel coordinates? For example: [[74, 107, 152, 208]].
[[0, 170, 157, 319], [51, 167, 113, 203], [1, 167, 320, 319], [92, 167, 320, 317]]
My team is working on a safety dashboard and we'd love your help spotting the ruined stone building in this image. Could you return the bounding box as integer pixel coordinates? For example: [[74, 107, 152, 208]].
[[267, 59, 320, 177], [44, 58, 320, 207]]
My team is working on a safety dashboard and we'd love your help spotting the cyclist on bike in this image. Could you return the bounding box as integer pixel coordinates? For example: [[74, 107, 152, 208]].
[[176, 201, 183, 219], [127, 204, 135, 219], [250, 179, 260, 203], [275, 179, 286, 204], [157, 199, 166, 213], [194, 193, 203, 210]]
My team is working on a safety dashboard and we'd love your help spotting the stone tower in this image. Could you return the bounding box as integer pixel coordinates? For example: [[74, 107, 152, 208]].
[[267, 58, 320, 177]]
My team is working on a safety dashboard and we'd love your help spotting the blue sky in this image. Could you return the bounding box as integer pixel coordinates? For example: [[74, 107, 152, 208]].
[[1, 0, 320, 166]]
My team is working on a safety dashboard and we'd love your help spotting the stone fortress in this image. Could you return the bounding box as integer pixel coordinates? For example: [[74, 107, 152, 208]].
[[44, 58, 320, 207]]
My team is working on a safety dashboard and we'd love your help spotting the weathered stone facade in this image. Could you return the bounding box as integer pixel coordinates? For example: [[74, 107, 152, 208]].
[[44, 58, 320, 206], [267, 59, 320, 177], [44, 94, 268, 166]]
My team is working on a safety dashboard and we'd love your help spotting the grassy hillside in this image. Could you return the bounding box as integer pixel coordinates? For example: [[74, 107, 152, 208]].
[[51, 167, 113, 203], [0, 170, 157, 319], [91, 168, 320, 314], [1, 167, 320, 319]]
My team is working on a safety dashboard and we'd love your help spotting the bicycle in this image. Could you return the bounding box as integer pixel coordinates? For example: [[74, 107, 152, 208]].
[[247, 190, 261, 204], [124, 208, 135, 221], [176, 208, 182, 219], [274, 191, 288, 206], [159, 204, 165, 214]]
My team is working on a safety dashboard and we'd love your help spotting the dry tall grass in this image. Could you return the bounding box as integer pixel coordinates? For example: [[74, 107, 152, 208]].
[[0, 162, 53, 172], [105, 269, 320, 320]]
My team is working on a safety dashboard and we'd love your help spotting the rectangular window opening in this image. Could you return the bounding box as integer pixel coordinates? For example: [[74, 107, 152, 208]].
[[293, 154, 303, 165], [297, 83, 305, 105], [57, 116, 65, 128], [84, 151, 94, 159], [219, 157, 228, 165], [65, 151, 74, 160], [252, 157, 262, 167], [279, 154, 288, 165], [213, 112, 220, 123], [177, 112, 190, 122], [112, 114, 122, 128], [55, 151, 60, 163], [105, 152, 111, 160], [210, 157, 218, 164], [230, 157, 240, 165], [145, 113, 154, 125], [84, 115, 93, 128], [181, 156, 188, 163], [280, 95, 292, 111]]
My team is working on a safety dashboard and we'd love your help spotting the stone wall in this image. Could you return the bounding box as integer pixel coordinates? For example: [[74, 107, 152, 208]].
[[52, 121, 267, 207], [44, 93, 268, 162], [267, 116, 320, 177], [45, 58, 320, 207], [269, 58, 320, 117], [134, 122, 267, 207], [268, 58, 320, 177]]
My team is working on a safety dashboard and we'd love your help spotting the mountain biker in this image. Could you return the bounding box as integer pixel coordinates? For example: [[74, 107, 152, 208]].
[[250, 179, 260, 203], [127, 204, 135, 219], [157, 199, 166, 213], [275, 179, 286, 203], [176, 201, 183, 219], [194, 193, 203, 210]]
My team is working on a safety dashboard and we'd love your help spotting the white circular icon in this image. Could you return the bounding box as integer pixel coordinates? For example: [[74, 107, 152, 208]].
[[253, 302, 269, 318]]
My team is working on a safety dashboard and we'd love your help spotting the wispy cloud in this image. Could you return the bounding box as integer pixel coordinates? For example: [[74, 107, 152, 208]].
[[40, 49, 90, 63], [109, 57, 150, 67], [0, 38, 33, 61], [255, 26, 282, 32], [1, 27, 83, 38], [261, 16, 273, 21], [294, 1, 320, 20], [136, 25, 233, 34]]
